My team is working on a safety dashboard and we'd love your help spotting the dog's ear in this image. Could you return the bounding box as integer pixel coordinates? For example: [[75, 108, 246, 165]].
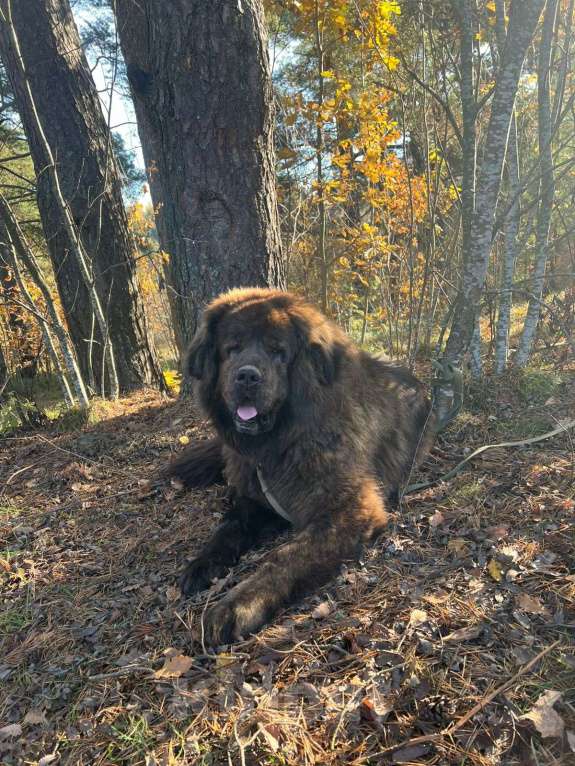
[[186, 305, 226, 381], [308, 340, 342, 386], [186, 325, 214, 380], [291, 311, 343, 386]]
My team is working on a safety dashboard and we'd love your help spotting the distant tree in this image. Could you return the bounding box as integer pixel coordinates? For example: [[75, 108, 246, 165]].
[[115, 0, 285, 364], [112, 132, 146, 201], [516, 0, 560, 365], [441, 0, 545, 383], [0, 0, 165, 394]]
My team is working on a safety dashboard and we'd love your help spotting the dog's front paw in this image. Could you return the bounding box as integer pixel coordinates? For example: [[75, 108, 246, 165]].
[[179, 558, 227, 597], [202, 589, 268, 645]]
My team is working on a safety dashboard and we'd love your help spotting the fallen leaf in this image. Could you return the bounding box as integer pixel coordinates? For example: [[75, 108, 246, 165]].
[[258, 723, 280, 752], [215, 653, 237, 670], [312, 601, 332, 619], [23, 708, 47, 726], [488, 558, 504, 582], [0, 723, 22, 738], [512, 610, 532, 630], [154, 651, 194, 679], [165, 585, 180, 603], [429, 510, 445, 527], [443, 624, 483, 644], [290, 681, 321, 703], [516, 593, 548, 615], [408, 609, 428, 628], [448, 538, 468, 555], [360, 687, 393, 726], [512, 645, 536, 665], [521, 690, 564, 738], [392, 743, 432, 763], [38, 755, 58, 766], [486, 524, 509, 540], [423, 589, 450, 605]]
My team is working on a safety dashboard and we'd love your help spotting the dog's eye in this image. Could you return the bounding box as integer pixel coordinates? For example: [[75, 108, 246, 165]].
[[225, 344, 240, 358], [271, 347, 287, 363]]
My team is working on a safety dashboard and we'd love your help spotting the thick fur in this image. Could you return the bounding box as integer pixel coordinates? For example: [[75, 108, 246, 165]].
[[169, 288, 434, 644]]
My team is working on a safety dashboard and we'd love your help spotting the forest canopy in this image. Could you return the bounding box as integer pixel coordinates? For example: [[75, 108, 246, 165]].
[[0, 0, 572, 417]]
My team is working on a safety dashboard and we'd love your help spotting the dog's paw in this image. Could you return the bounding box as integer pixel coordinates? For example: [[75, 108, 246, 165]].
[[179, 558, 226, 597], [202, 589, 268, 645]]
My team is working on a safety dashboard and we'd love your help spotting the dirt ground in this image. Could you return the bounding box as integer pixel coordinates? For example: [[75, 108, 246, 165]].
[[1, 368, 574, 766]]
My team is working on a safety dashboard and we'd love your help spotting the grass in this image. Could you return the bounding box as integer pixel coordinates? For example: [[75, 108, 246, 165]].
[[0, 504, 20, 519], [0, 604, 33, 635], [107, 715, 156, 763], [516, 367, 562, 405], [494, 413, 553, 439]]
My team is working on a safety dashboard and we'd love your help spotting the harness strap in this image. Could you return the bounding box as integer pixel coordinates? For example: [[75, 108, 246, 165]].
[[256, 465, 293, 523]]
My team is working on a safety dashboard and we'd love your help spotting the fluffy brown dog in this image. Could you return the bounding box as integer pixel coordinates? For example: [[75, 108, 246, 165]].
[[168, 288, 434, 644]]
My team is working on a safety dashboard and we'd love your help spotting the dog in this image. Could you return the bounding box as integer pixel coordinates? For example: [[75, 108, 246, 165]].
[[167, 288, 434, 644]]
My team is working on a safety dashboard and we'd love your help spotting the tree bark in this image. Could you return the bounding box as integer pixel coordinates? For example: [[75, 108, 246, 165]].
[[515, 0, 559, 366], [454, 0, 477, 272], [493, 1, 521, 375], [494, 112, 520, 374], [0, 0, 164, 394], [314, 0, 328, 315], [115, 0, 285, 360], [0, 230, 75, 407], [442, 0, 545, 370]]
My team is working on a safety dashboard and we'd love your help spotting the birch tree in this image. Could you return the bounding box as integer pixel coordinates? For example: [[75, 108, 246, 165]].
[[493, 0, 521, 375], [442, 0, 545, 372], [515, 0, 560, 365]]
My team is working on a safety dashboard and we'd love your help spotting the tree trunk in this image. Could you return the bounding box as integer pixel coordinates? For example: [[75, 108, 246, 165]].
[[314, 2, 328, 314], [0, 0, 164, 394], [493, 1, 521, 375], [455, 0, 477, 272], [0, 230, 75, 407], [115, 0, 285, 361], [442, 0, 545, 371], [494, 111, 520, 374], [515, 0, 559, 366], [0, 191, 89, 406]]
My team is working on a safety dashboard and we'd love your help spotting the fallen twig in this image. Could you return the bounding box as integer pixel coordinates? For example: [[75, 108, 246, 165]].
[[406, 420, 575, 493]]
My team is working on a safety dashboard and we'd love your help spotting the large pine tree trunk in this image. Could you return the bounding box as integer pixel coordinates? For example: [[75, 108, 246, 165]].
[[115, 0, 285, 360], [0, 0, 164, 394], [442, 0, 544, 371]]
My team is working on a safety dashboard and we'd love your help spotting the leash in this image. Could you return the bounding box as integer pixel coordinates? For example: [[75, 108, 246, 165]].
[[430, 358, 464, 431], [404, 418, 575, 495]]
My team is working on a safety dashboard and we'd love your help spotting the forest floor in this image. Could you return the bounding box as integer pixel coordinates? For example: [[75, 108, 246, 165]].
[[0, 358, 574, 766]]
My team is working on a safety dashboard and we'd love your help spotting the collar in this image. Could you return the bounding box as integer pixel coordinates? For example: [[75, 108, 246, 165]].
[[256, 464, 292, 523]]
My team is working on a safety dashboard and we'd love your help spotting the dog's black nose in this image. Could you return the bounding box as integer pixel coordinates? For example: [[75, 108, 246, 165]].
[[235, 365, 262, 386]]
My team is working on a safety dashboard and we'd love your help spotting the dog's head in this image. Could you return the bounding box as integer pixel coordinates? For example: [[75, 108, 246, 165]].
[[187, 288, 345, 438]]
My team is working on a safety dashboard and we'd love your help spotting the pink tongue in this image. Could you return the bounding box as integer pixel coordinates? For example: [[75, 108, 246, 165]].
[[237, 405, 258, 421]]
